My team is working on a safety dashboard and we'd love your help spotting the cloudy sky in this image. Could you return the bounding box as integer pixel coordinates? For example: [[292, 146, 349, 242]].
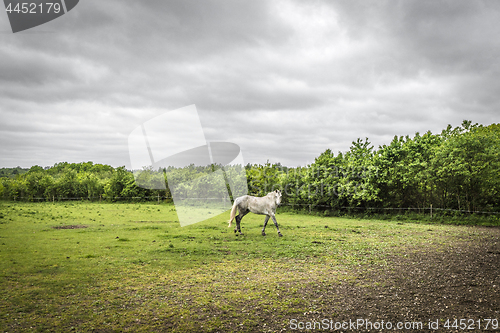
[[1, 0, 500, 168]]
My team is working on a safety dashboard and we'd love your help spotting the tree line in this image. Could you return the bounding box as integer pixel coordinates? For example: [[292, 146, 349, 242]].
[[1, 121, 499, 214]]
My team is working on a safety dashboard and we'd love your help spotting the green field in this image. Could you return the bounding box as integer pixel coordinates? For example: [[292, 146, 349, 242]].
[[0, 201, 492, 332]]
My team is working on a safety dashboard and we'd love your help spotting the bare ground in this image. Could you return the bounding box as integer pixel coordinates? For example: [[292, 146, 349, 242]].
[[278, 226, 500, 333]]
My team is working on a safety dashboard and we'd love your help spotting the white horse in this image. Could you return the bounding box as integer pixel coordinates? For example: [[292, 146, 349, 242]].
[[228, 190, 283, 237]]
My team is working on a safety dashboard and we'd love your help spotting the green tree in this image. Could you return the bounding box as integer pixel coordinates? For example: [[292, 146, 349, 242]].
[[40, 175, 56, 200], [339, 138, 379, 207], [432, 122, 500, 211], [78, 172, 104, 200], [54, 168, 82, 199], [25, 171, 45, 200], [103, 166, 142, 200], [10, 175, 27, 200], [375, 131, 441, 209], [245, 162, 284, 197]]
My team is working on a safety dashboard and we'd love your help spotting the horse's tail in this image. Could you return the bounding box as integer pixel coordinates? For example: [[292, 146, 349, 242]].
[[228, 202, 238, 228]]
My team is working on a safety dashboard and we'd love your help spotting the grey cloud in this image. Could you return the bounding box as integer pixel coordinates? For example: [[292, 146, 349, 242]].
[[1, 0, 500, 168]]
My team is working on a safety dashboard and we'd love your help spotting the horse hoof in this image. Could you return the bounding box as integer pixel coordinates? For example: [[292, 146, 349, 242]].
[[234, 229, 237, 233], [262, 232, 266, 236], [278, 233, 283, 237]]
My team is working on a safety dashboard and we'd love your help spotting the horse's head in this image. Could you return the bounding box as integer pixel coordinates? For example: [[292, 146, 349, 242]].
[[274, 189, 282, 206]]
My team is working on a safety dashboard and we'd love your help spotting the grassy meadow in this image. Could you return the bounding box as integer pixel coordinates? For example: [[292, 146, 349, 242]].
[[0, 201, 492, 332]]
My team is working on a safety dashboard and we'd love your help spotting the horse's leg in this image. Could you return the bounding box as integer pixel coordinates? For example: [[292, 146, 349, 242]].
[[261, 215, 270, 236], [235, 210, 248, 236], [234, 215, 239, 233], [235, 215, 242, 235], [270, 214, 282, 237]]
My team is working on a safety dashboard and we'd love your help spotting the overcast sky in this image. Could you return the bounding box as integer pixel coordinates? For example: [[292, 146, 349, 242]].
[[1, 0, 500, 168]]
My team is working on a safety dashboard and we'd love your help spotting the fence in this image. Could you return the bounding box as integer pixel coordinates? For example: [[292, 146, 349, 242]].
[[281, 203, 500, 216], [4, 195, 500, 217], [8, 194, 169, 203]]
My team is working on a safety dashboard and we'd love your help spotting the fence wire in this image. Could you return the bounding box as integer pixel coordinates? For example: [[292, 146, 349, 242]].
[[4, 195, 500, 215]]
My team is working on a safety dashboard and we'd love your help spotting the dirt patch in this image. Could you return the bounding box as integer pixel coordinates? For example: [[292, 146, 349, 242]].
[[52, 225, 88, 229], [280, 227, 500, 332]]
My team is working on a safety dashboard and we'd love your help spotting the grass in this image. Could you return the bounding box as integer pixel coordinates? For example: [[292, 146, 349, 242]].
[[0, 201, 493, 332]]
